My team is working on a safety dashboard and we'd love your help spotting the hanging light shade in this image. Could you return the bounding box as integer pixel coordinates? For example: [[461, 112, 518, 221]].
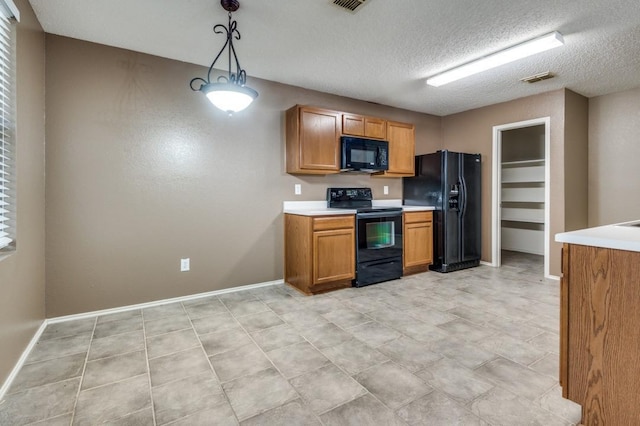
[[190, 0, 258, 115]]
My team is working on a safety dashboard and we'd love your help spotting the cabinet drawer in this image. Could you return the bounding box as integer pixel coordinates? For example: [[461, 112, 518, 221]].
[[313, 215, 355, 231], [404, 211, 432, 224]]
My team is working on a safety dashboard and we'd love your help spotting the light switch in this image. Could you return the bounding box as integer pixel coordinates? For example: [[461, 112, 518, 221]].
[[294, 184, 302, 195], [383, 186, 389, 195]]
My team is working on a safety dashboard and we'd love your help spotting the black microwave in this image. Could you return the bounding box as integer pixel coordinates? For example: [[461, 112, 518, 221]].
[[341, 136, 389, 172]]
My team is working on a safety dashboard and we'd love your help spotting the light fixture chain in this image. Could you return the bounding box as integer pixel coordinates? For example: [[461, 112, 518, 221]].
[[189, 8, 247, 89], [228, 38, 246, 86], [227, 11, 232, 83]]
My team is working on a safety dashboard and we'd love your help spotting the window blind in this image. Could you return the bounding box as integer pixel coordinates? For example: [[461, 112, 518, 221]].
[[0, 0, 16, 250]]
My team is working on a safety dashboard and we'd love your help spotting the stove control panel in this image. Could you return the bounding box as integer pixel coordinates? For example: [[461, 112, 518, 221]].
[[327, 187, 373, 202], [327, 187, 373, 209]]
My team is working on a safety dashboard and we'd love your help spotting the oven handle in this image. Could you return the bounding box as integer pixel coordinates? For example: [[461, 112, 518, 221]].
[[356, 211, 403, 219]]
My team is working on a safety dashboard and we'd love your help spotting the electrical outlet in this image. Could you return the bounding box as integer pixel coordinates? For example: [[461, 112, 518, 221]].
[[294, 184, 302, 195], [383, 186, 389, 195], [180, 258, 190, 272]]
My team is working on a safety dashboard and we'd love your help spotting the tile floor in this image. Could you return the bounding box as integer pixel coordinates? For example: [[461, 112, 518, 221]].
[[0, 251, 582, 425]]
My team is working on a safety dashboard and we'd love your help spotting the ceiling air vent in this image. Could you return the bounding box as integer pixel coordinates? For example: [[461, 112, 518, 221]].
[[520, 71, 555, 83], [332, 0, 368, 12]]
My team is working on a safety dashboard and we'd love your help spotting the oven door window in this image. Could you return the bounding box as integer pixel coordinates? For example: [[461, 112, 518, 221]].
[[357, 215, 403, 264], [366, 222, 395, 249]]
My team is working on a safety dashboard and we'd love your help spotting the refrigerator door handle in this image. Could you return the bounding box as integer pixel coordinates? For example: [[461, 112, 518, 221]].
[[459, 176, 467, 218]]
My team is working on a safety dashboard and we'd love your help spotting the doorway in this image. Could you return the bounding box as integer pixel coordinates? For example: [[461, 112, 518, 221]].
[[491, 117, 551, 278]]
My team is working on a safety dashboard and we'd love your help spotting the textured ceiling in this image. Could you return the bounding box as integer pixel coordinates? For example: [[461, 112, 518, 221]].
[[28, 0, 640, 116]]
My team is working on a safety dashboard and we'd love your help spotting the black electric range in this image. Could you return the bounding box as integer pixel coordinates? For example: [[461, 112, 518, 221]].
[[327, 188, 403, 287]]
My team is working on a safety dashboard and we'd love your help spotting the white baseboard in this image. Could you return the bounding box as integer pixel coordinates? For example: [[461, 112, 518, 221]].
[[0, 320, 47, 401], [0, 278, 284, 399], [48, 279, 284, 324], [481, 260, 560, 281]]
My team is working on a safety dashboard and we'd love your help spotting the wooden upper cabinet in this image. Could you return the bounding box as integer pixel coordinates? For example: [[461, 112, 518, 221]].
[[286, 105, 341, 174], [285, 105, 415, 177], [342, 114, 364, 136], [376, 121, 415, 177], [342, 114, 387, 139], [365, 118, 387, 139]]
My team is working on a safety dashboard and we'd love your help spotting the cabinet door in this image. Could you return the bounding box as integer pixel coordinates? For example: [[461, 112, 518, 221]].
[[364, 117, 386, 139], [342, 114, 365, 137], [342, 114, 387, 139], [404, 221, 433, 268], [385, 121, 415, 176], [299, 107, 341, 171], [313, 228, 355, 285]]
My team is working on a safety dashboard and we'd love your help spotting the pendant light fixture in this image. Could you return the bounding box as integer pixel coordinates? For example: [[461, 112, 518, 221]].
[[190, 0, 258, 115]]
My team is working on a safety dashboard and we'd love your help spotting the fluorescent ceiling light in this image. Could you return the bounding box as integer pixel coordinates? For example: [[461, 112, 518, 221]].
[[427, 31, 564, 87]]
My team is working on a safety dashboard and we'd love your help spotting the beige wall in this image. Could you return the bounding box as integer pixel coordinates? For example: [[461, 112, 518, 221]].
[[44, 36, 441, 316], [441, 90, 576, 276], [501, 125, 545, 162], [563, 90, 589, 232], [588, 87, 640, 226], [0, 0, 46, 385]]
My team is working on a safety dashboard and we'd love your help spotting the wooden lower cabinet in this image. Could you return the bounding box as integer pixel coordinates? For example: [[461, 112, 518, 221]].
[[403, 211, 433, 274], [285, 214, 355, 294], [560, 243, 640, 425]]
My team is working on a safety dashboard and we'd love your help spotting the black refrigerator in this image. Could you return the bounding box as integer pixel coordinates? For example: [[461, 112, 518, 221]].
[[403, 150, 481, 273]]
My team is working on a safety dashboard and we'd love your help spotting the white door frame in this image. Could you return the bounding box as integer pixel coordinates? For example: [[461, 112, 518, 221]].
[[491, 117, 551, 278]]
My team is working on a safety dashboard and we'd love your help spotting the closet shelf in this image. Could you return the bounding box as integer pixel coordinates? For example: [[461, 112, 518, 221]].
[[501, 187, 545, 203], [502, 165, 545, 183], [501, 159, 545, 166], [501, 207, 545, 223]]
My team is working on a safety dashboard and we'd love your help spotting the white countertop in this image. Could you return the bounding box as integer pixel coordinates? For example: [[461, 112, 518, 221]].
[[402, 206, 436, 212], [555, 220, 640, 252], [283, 200, 435, 216], [284, 207, 357, 216]]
